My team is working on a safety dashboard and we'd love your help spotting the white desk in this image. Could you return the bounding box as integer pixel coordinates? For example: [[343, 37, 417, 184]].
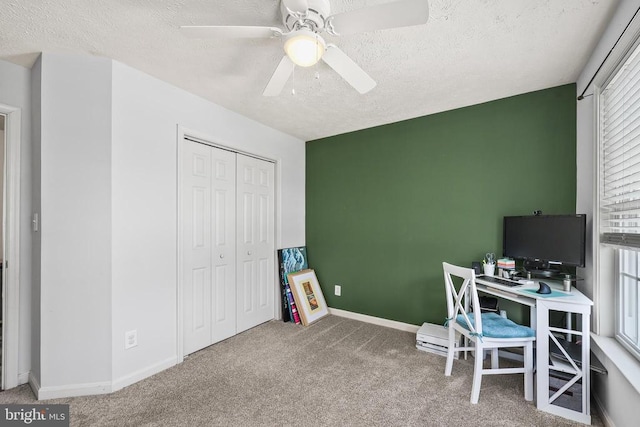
[[475, 276, 593, 425]]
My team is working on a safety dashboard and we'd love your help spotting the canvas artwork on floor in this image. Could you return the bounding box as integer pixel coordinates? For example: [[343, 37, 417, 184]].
[[277, 246, 309, 324]]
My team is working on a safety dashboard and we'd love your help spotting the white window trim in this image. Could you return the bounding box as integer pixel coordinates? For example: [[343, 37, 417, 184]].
[[591, 6, 640, 370], [591, 78, 640, 410], [591, 334, 640, 395], [614, 249, 640, 359]]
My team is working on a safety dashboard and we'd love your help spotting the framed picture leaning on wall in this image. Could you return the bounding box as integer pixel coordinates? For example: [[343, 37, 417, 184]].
[[287, 269, 329, 326]]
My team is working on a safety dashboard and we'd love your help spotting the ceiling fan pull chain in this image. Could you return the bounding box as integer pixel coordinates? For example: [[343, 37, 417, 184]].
[[291, 66, 296, 95], [315, 34, 320, 80]]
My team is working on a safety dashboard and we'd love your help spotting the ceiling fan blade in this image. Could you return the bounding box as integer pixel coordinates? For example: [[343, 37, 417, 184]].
[[180, 25, 283, 39], [282, 0, 309, 15], [328, 0, 429, 36], [322, 44, 376, 94], [263, 56, 295, 96]]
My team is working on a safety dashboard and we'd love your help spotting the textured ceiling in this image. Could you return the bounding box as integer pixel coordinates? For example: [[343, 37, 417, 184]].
[[0, 0, 619, 141]]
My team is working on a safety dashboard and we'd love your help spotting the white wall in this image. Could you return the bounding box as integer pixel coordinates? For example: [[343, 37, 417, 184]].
[[576, 1, 640, 425], [26, 52, 305, 396], [38, 53, 113, 393], [0, 58, 33, 385], [110, 60, 305, 386]]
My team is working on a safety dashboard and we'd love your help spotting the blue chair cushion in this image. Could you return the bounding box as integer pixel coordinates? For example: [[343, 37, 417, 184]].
[[455, 312, 535, 339]]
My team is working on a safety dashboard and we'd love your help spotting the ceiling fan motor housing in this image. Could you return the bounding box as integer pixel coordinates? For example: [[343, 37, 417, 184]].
[[281, 0, 331, 33]]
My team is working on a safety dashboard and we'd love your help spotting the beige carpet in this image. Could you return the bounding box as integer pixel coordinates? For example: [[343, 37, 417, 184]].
[[0, 315, 602, 426]]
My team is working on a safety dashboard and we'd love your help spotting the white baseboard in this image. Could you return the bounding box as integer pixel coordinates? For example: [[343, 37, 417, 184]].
[[328, 308, 420, 333], [592, 389, 615, 427], [35, 377, 112, 400], [112, 356, 177, 392], [29, 356, 177, 400], [28, 372, 40, 398]]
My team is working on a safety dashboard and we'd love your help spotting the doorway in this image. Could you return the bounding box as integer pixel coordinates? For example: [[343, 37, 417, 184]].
[[0, 113, 5, 389], [0, 103, 22, 391]]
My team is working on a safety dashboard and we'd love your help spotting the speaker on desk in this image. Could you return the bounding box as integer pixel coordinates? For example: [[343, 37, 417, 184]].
[[524, 259, 549, 271], [471, 261, 482, 275]]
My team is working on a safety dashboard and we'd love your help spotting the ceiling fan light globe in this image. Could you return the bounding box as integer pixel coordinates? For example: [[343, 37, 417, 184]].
[[284, 30, 326, 67]]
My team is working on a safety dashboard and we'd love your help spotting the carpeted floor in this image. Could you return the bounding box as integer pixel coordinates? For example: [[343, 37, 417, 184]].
[[0, 315, 602, 426]]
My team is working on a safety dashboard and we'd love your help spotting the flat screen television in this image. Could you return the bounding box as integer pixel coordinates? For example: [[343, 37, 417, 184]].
[[503, 214, 586, 269]]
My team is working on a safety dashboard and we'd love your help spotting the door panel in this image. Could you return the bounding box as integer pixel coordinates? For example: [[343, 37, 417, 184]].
[[259, 258, 268, 307], [259, 194, 268, 243], [182, 141, 236, 355], [236, 154, 275, 333], [192, 267, 208, 330], [213, 266, 227, 321], [242, 260, 254, 313], [210, 147, 236, 343], [242, 192, 253, 244], [192, 187, 207, 247], [182, 141, 213, 355]]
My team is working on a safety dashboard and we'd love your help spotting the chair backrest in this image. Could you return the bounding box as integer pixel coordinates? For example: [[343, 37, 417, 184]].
[[443, 262, 483, 336]]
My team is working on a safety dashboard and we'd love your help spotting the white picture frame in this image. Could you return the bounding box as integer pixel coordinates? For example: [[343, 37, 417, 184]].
[[287, 269, 329, 326]]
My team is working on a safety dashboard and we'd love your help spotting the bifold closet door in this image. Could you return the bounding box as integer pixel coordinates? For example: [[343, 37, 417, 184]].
[[236, 154, 275, 333], [182, 141, 275, 355], [182, 141, 237, 355]]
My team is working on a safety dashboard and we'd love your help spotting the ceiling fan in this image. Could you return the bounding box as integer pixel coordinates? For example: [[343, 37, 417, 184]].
[[180, 0, 429, 96]]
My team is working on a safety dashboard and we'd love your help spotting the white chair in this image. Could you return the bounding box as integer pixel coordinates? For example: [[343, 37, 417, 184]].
[[443, 262, 535, 404]]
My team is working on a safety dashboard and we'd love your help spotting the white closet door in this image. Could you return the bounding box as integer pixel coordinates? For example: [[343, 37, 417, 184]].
[[210, 147, 237, 343], [182, 141, 212, 355], [236, 154, 275, 333], [182, 140, 236, 355]]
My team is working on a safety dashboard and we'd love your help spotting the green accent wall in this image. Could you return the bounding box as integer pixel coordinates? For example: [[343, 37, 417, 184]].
[[306, 84, 577, 326]]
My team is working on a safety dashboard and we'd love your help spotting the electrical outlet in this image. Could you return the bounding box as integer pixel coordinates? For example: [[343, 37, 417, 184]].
[[334, 285, 341, 296], [125, 330, 138, 349]]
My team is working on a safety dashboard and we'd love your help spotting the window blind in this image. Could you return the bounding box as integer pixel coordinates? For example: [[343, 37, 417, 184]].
[[601, 42, 640, 248]]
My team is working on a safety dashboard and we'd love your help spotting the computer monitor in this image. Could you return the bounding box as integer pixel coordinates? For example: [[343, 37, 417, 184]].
[[503, 214, 586, 269]]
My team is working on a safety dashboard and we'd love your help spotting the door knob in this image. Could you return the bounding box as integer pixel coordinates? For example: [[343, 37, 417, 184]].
[[247, 251, 252, 256], [219, 254, 224, 259]]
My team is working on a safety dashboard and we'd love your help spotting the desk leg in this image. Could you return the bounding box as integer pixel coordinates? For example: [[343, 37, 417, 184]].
[[530, 305, 536, 333], [581, 312, 591, 421], [535, 302, 550, 410], [536, 300, 591, 425]]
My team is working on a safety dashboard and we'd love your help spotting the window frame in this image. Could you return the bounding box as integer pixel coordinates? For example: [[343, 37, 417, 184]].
[[614, 248, 640, 360], [598, 36, 640, 362]]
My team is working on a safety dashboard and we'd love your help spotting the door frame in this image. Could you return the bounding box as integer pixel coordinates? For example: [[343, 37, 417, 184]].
[[0, 103, 22, 390], [176, 126, 279, 362]]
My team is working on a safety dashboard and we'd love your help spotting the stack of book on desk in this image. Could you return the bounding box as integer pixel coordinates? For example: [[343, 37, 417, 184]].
[[416, 322, 459, 358], [497, 258, 515, 269]]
